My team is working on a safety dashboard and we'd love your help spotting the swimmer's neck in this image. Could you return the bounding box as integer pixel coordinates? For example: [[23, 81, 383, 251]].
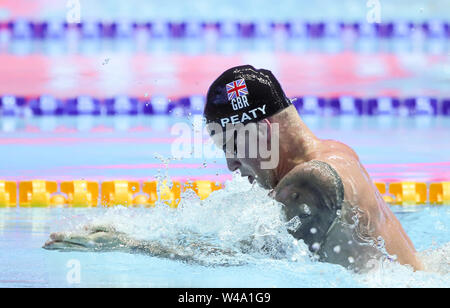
[[273, 116, 320, 185]]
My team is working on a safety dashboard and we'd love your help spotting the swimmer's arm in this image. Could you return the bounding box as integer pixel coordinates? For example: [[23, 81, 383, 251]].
[[274, 161, 380, 270], [274, 160, 344, 255], [43, 225, 236, 265], [43, 225, 155, 253]]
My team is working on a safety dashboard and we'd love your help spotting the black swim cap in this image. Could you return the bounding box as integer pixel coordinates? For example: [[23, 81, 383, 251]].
[[204, 65, 292, 128]]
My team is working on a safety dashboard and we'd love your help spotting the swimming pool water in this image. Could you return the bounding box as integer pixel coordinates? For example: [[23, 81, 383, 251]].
[[1, 114, 449, 288], [3, 0, 450, 22], [1, 116, 449, 182], [0, 180, 449, 288], [1, 0, 449, 289]]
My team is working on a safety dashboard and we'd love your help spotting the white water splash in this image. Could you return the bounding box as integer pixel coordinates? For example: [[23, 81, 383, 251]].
[[55, 174, 311, 266], [53, 174, 450, 287], [355, 243, 450, 287]]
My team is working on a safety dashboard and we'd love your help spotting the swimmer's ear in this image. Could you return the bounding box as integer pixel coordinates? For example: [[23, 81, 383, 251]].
[[263, 119, 271, 137]]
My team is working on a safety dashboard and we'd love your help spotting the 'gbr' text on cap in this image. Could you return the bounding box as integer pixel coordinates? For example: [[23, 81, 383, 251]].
[[231, 95, 250, 111]]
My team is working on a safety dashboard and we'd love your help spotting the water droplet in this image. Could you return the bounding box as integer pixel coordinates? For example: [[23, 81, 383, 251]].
[[348, 256, 355, 264], [302, 204, 311, 215], [311, 242, 321, 251], [333, 245, 341, 254], [310, 227, 317, 234]]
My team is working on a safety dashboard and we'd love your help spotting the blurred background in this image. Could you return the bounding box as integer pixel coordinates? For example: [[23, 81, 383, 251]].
[[0, 0, 449, 183], [1, 0, 450, 21]]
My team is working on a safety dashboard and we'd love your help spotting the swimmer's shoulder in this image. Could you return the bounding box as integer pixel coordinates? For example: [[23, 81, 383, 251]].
[[274, 161, 345, 254], [274, 160, 344, 212], [319, 139, 360, 161]]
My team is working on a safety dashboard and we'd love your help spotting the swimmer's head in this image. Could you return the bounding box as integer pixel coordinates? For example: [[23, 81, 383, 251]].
[[204, 65, 292, 128], [204, 65, 292, 189]]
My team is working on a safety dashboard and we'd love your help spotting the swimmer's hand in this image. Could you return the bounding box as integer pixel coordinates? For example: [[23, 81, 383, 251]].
[[43, 225, 129, 252], [43, 226, 240, 266]]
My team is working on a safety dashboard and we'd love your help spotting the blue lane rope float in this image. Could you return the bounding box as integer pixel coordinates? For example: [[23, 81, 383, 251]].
[[1, 95, 449, 117], [0, 20, 449, 40]]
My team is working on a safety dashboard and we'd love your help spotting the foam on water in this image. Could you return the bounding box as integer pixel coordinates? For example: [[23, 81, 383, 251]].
[[51, 174, 450, 287], [354, 243, 450, 287], [53, 174, 311, 266]]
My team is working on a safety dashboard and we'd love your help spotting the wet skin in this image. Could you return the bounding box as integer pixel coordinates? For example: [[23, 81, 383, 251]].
[[274, 160, 381, 270], [273, 139, 422, 271]]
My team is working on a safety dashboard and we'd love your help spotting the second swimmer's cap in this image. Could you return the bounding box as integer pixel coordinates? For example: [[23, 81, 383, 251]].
[[204, 65, 292, 128]]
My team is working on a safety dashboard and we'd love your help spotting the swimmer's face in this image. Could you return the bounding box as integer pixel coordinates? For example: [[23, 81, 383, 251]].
[[207, 122, 277, 190], [226, 156, 276, 189]]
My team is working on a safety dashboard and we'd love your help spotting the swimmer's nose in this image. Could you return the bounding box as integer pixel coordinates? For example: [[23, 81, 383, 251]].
[[226, 158, 241, 172]]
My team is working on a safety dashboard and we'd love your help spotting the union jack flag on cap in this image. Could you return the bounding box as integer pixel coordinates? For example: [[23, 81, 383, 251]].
[[226, 78, 249, 101]]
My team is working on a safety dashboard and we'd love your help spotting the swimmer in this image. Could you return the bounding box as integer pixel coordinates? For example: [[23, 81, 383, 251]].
[[43, 65, 422, 272], [204, 65, 423, 271]]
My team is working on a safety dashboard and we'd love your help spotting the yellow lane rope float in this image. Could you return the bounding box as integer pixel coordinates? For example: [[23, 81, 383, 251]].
[[0, 180, 448, 208]]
